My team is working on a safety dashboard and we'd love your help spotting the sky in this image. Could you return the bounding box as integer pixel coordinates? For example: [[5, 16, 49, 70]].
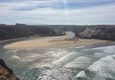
[[0, 0, 115, 25]]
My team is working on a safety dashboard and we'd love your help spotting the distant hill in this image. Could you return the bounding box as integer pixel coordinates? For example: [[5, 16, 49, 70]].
[[0, 24, 115, 41], [0, 24, 59, 40]]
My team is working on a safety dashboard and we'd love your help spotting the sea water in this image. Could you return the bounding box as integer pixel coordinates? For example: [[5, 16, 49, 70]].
[[0, 41, 115, 80]]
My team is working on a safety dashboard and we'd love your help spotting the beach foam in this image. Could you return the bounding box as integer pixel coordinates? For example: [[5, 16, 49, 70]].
[[76, 55, 115, 80]]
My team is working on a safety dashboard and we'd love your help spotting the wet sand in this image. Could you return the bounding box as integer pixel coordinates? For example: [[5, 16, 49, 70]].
[[4, 38, 111, 50]]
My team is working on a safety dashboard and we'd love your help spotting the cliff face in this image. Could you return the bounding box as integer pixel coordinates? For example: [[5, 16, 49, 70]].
[[78, 26, 115, 40], [0, 59, 20, 80]]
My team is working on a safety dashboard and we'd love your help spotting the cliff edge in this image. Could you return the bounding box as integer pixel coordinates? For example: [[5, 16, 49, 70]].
[[0, 59, 20, 80]]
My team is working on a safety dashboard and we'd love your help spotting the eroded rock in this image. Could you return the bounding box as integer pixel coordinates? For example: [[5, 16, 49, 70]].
[[0, 59, 20, 80]]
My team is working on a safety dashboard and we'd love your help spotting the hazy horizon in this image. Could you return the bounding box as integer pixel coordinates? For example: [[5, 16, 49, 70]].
[[1, 23, 115, 26]]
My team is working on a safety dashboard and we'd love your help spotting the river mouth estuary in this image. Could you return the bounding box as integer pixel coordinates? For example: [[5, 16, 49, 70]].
[[0, 39, 115, 80], [1, 0, 115, 79]]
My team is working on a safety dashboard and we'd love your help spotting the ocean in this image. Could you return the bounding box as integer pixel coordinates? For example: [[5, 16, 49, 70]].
[[0, 40, 115, 80]]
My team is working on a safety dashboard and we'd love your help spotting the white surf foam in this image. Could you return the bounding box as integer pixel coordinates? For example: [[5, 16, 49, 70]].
[[76, 55, 115, 80], [75, 46, 85, 49], [47, 50, 70, 59], [94, 53, 110, 58], [104, 46, 115, 53], [52, 52, 81, 67], [12, 55, 20, 59], [30, 49, 71, 69], [65, 56, 94, 69]]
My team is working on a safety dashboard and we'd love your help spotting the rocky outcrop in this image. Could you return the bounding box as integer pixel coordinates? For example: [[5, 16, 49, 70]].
[[0, 59, 20, 80], [78, 26, 115, 40]]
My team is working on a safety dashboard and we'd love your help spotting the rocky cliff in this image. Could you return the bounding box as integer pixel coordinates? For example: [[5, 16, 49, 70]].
[[0, 59, 20, 80], [78, 26, 115, 40]]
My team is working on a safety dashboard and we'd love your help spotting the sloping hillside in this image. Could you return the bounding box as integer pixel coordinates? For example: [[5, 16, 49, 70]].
[[0, 24, 58, 40]]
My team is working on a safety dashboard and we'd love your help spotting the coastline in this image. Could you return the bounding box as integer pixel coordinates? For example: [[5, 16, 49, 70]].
[[3, 37, 113, 50]]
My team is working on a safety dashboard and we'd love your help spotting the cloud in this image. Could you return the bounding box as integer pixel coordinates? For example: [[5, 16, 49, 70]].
[[0, 0, 115, 11], [0, 0, 115, 25]]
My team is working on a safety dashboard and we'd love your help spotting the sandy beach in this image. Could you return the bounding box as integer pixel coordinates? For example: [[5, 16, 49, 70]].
[[4, 37, 111, 50]]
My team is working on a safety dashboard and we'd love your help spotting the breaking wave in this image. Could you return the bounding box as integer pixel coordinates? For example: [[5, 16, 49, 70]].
[[76, 55, 115, 80], [3, 45, 115, 80]]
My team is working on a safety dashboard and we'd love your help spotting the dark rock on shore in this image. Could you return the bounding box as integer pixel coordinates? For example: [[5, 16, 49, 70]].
[[0, 59, 20, 80]]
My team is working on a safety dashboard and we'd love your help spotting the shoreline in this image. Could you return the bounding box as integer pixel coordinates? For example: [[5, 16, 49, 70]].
[[3, 37, 113, 50]]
